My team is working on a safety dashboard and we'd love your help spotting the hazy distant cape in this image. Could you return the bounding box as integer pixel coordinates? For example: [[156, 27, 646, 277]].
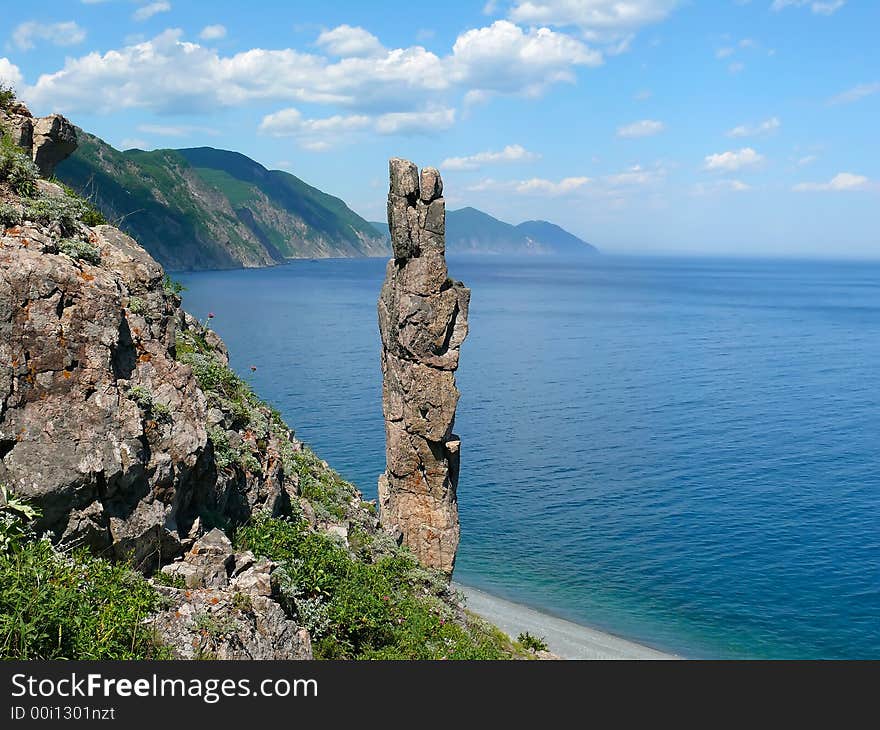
[[372, 206, 598, 256]]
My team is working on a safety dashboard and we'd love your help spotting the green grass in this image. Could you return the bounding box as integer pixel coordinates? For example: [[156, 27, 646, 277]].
[[235, 514, 517, 660], [0, 539, 167, 659], [0, 133, 38, 198]]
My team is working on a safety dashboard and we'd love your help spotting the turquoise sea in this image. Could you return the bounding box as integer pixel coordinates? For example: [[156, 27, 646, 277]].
[[178, 255, 880, 659]]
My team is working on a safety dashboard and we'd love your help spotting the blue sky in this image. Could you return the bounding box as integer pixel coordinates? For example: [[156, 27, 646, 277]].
[[1, 0, 878, 257]]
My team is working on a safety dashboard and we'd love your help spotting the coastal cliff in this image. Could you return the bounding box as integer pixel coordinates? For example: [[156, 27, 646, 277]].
[[0, 92, 530, 660]]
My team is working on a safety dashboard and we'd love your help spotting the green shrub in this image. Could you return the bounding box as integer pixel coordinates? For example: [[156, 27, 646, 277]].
[[22, 194, 92, 236], [0, 485, 40, 554], [0, 134, 38, 197], [128, 385, 172, 422], [52, 180, 107, 226], [0, 202, 20, 228], [128, 296, 146, 314], [58, 238, 101, 266], [207, 425, 237, 470], [517, 632, 549, 653], [163, 275, 186, 296], [0, 539, 167, 659], [0, 83, 15, 110], [235, 514, 512, 660]]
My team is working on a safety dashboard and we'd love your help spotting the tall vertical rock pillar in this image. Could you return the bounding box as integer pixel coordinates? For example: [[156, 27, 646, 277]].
[[377, 158, 470, 575]]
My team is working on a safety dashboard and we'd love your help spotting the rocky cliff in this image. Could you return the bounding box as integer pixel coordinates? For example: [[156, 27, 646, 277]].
[[0, 98, 529, 661], [0, 101, 379, 658], [378, 159, 469, 575]]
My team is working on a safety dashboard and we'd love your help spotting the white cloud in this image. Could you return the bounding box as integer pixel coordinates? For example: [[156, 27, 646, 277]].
[[120, 137, 150, 150], [199, 25, 227, 41], [136, 123, 219, 136], [604, 164, 666, 186], [508, 0, 682, 40], [716, 47, 735, 59], [11, 21, 87, 51], [259, 108, 372, 141], [771, 0, 845, 14], [22, 22, 598, 116], [793, 172, 869, 192], [692, 179, 752, 195], [616, 119, 665, 138], [727, 117, 780, 137], [796, 155, 817, 166], [0, 58, 23, 88], [316, 25, 385, 57], [467, 175, 590, 195], [515, 176, 590, 195], [441, 144, 539, 170], [828, 82, 880, 105], [259, 106, 453, 147], [134, 2, 171, 22], [374, 107, 456, 134], [450, 20, 603, 96], [704, 147, 764, 172]]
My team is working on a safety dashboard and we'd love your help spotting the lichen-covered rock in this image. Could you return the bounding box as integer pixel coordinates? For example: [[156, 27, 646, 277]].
[[0, 101, 318, 571], [378, 159, 470, 575], [0, 220, 209, 568], [150, 528, 312, 660]]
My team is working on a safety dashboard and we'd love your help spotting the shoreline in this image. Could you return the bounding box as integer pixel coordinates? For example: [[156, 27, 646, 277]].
[[456, 584, 678, 660]]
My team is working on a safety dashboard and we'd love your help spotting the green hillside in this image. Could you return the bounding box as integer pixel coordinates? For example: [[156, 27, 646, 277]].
[[56, 133, 388, 270]]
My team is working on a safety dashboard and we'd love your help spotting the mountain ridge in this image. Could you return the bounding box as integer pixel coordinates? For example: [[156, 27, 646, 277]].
[[56, 132, 388, 271]]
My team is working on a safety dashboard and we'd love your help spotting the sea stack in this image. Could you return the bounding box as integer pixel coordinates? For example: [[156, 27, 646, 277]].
[[377, 158, 470, 575]]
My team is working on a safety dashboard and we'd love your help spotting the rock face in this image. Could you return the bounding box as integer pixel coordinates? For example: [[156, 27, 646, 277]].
[[1, 104, 77, 178], [0, 217, 208, 569], [150, 528, 313, 660], [377, 158, 470, 575], [0, 104, 307, 572], [31, 115, 78, 178]]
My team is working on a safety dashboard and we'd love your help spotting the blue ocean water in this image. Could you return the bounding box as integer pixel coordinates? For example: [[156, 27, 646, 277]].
[[178, 256, 880, 659]]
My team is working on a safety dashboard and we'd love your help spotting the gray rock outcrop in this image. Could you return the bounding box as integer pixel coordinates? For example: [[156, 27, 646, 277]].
[[1, 103, 77, 177], [377, 158, 470, 575], [150, 528, 313, 660]]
